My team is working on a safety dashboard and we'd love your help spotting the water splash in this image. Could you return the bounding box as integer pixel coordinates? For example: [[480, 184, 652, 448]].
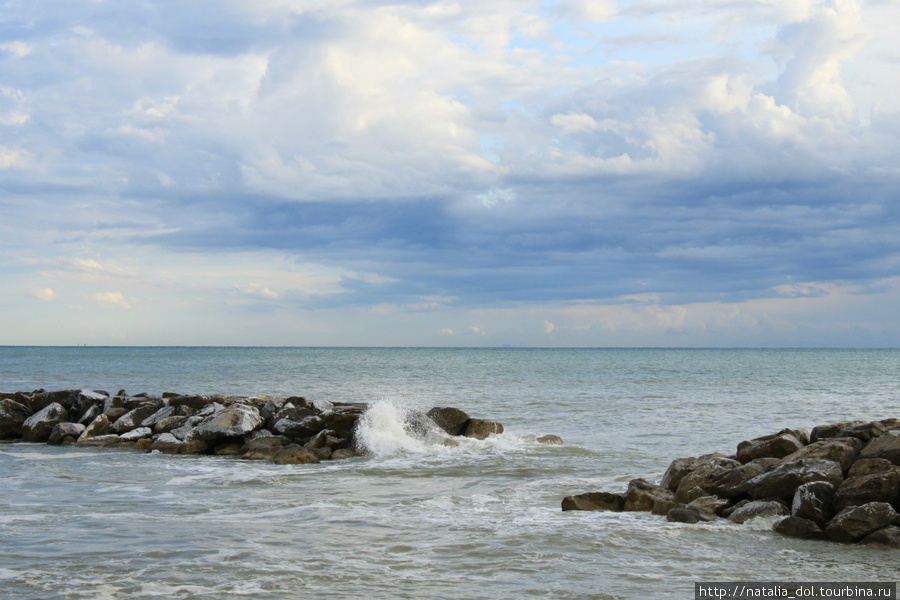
[[354, 399, 451, 457]]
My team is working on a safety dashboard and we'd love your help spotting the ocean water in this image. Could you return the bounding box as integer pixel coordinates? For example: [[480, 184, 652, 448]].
[[1, 347, 899, 599]]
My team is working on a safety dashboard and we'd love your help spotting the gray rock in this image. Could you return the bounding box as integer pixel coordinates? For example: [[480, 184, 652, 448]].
[[321, 403, 367, 432], [48, 422, 86, 444], [426, 407, 471, 436], [707, 459, 780, 498], [661, 454, 739, 492], [166, 395, 213, 412], [0, 398, 33, 439], [464, 419, 504, 440], [860, 526, 900, 549], [268, 444, 320, 465], [169, 417, 202, 441], [774, 516, 824, 540], [153, 415, 191, 434], [111, 403, 163, 435], [824, 502, 898, 543], [810, 421, 864, 443], [687, 495, 730, 517], [780, 437, 862, 474], [149, 433, 183, 454], [273, 414, 326, 441], [624, 478, 675, 512], [667, 505, 716, 524], [858, 430, 900, 465], [195, 404, 264, 441], [728, 500, 789, 524], [78, 413, 110, 440], [746, 459, 843, 500], [674, 460, 741, 504], [260, 397, 286, 420], [331, 448, 358, 460], [140, 406, 177, 428], [847, 458, 895, 478], [736, 430, 806, 464], [562, 492, 624, 512], [791, 481, 836, 525], [22, 403, 71, 443], [834, 468, 900, 511], [75, 434, 122, 447], [838, 421, 887, 443], [77, 404, 102, 426], [119, 427, 152, 441], [536, 434, 564, 445]]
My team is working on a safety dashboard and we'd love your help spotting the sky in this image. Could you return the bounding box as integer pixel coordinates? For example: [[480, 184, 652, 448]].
[[1, 0, 899, 347]]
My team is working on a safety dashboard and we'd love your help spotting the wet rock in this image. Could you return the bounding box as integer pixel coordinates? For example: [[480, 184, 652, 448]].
[[77, 404, 102, 426], [660, 453, 732, 492], [746, 459, 843, 500], [848, 458, 895, 478], [48, 422, 85, 444], [214, 442, 244, 456], [149, 433, 183, 454], [736, 429, 806, 464], [28, 390, 79, 413], [0, 398, 33, 439], [111, 403, 163, 435], [667, 505, 716, 524], [624, 478, 675, 513], [259, 397, 286, 421], [707, 458, 780, 498], [728, 500, 789, 524], [22, 403, 71, 443], [780, 437, 862, 475], [195, 404, 264, 441], [119, 427, 153, 442], [774, 516, 824, 540], [169, 417, 202, 441], [75, 434, 122, 447], [321, 403, 367, 432], [268, 444, 320, 465], [166, 394, 212, 412], [79, 414, 110, 440], [331, 448, 359, 460], [536, 435, 564, 445], [860, 526, 900, 550], [810, 421, 864, 443], [426, 406, 471, 436], [464, 419, 504, 440], [837, 421, 887, 443], [858, 431, 900, 465], [791, 481, 836, 525], [824, 502, 898, 543], [153, 415, 191, 434], [834, 468, 900, 511], [140, 406, 177, 429], [674, 459, 741, 504], [687, 495, 731, 517], [561, 492, 624, 512]]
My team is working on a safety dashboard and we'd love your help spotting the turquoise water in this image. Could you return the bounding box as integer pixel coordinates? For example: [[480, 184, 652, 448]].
[[1, 348, 899, 599]]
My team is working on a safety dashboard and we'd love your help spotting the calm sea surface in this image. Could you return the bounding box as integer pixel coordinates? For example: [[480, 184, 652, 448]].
[[1, 347, 899, 599]]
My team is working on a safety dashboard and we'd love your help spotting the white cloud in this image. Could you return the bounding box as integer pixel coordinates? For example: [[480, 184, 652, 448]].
[[94, 291, 131, 309], [31, 288, 56, 302]]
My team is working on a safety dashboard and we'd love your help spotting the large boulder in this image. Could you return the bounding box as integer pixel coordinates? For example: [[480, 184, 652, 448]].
[[746, 459, 843, 500], [48, 422, 85, 444], [79, 414, 110, 440], [75, 434, 122, 447], [321, 403, 367, 433], [824, 502, 898, 543], [774, 516, 824, 540], [833, 468, 900, 511], [666, 504, 717, 524], [624, 478, 675, 513], [22, 403, 71, 443], [837, 421, 887, 443], [426, 407, 471, 436], [660, 454, 738, 492], [0, 398, 33, 439], [736, 429, 806, 464], [791, 481, 836, 525], [561, 492, 624, 512], [707, 458, 780, 498], [780, 437, 862, 474], [464, 419, 504, 440], [848, 458, 895, 478], [110, 403, 164, 435], [195, 404, 264, 441], [268, 444, 320, 465], [858, 431, 900, 465], [674, 459, 742, 503], [860, 526, 900, 550], [810, 421, 864, 443], [166, 394, 214, 412], [728, 500, 789, 524]]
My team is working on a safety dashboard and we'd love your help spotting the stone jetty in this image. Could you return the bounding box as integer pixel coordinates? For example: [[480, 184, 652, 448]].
[[562, 419, 900, 549], [0, 389, 505, 464]]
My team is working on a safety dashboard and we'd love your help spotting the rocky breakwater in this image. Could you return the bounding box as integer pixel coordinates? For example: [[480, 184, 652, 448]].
[[562, 418, 900, 549], [0, 389, 507, 464]]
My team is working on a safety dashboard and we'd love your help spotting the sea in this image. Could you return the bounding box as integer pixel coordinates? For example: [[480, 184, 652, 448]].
[[1, 347, 898, 600]]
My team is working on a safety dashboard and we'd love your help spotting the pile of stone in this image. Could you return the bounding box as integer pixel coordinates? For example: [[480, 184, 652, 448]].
[[562, 419, 900, 549], [0, 389, 506, 464]]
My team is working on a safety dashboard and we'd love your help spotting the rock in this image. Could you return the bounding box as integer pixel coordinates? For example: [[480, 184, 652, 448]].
[[848, 458, 895, 478], [110, 403, 163, 435], [72, 390, 108, 417], [48, 422, 85, 444], [259, 397, 285, 420], [860, 526, 900, 549], [746, 459, 843, 500], [464, 419, 504, 440], [28, 390, 79, 413], [169, 417, 202, 440], [707, 459, 780, 498], [674, 459, 742, 504], [661, 454, 737, 492], [824, 502, 898, 543], [667, 505, 716, 524], [242, 435, 291, 452], [791, 481, 836, 525], [154, 415, 192, 434], [321, 403, 367, 432], [268, 444, 320, 465], [561, 492, 624, 512], [75, 434, 122, 447], [304, 429, 329, 450], [728, 500, 789, 524], [22, 403, 71, 443], [810, 421, 864, 443], [687, 495, 731, 517], [77, 404, 101, 426], [536, 435, 564, 445], [119, 427, 152, 441], [149, 433, 183, 454], [624, 478, 675, 513], [736, 429, 806, 464], [834, 468, 900, 511], [331, 448, 358, 460], [270, 405, 315, 434], [241, 446, 282, 460], [838, 421, 887, 443], [133, 438, 153, 451], [140, 406, 177, 429], [780, 437, 863, 474], [426, 407, 471, 436], [195, 404, 264, 441], [166, 394, 213, 412], [858, 430, 900, 465], [774, 516, 824, 540], [0, 398, 33, 439], [213, 442, 244, 456], [79, 414, 110, 440]]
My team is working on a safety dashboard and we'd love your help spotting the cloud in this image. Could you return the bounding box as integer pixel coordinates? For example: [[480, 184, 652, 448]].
[[94, 291, 131, 309], [31, 288, 56, 302]]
